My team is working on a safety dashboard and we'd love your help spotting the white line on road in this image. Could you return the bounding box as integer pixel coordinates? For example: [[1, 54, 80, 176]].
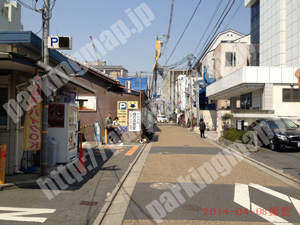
[[234, 183, 250, 209], [0, 207, 56, 223], [249, 183, 291, 203], [251, 203, 293, 225], [234, 183, 300, 225]]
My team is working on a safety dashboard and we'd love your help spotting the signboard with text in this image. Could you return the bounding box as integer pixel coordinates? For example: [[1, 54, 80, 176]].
[[129, 111, 141, 132], [117, 101, 128, 132]]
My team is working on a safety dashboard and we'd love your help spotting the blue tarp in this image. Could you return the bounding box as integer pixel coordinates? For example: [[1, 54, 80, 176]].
[[117, 77, 147, 91]]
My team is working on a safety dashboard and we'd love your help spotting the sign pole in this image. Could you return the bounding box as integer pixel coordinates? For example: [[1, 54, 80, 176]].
[[41, 0, 50, 176]]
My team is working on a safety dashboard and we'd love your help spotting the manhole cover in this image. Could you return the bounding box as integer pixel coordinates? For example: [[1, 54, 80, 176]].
[[150, 183, 177, 190], [182, 204, 202, 212], [79, 201, 98, 206]]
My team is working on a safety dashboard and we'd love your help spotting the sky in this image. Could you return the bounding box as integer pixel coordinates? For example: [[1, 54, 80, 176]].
[[19, 0, 250, 77]]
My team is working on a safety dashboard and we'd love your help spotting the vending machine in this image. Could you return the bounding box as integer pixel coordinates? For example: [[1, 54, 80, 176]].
[[48, 103, 78, 163]]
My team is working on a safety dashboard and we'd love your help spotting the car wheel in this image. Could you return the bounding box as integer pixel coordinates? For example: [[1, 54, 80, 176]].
[[269, 138, 278, 151]]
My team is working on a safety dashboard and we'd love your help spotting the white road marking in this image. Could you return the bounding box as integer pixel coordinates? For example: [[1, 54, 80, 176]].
[[234, 183, 250, 209], [290, 197, 300, 216], [249, 183, 291, 203], [0, 207, 56, 223], [234, 183, 300, 225], [251, 203, 293, 225]]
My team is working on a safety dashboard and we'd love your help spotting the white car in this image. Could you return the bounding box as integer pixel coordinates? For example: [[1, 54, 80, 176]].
[[157, 115, 168, 123]]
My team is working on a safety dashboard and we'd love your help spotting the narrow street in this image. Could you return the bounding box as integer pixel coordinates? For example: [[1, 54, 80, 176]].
[[101, 124, 300, 225], [0, 144, 143, 225]]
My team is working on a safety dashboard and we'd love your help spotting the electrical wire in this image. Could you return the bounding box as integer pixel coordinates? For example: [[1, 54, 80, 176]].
[[194, 0, 236, 67], [193, 0, 224, 55], [164, 0, 204, 67], [223, 0, 243, 29]]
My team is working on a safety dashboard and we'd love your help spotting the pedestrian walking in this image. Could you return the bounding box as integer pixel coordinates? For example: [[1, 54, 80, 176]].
[[199, 118, 206, 138]]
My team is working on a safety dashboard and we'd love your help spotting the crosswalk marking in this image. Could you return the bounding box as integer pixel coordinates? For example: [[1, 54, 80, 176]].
[[0, 207, 56, 223], [125, 146, 139, 156]]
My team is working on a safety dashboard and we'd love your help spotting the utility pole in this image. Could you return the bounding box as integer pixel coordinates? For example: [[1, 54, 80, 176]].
[[139, 71, 141, 91], [188, 55, 193, 131], [41, 0, 50, 176], [196, 69, 200, 128]]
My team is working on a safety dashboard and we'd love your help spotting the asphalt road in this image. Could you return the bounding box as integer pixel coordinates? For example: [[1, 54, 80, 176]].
[[249, 146, 300, 180], [120, 125, 300, 225], [0, 144, 143, 225]]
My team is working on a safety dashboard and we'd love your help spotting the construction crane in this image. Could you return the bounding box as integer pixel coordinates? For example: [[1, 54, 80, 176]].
[[90, 36, 100, 63]]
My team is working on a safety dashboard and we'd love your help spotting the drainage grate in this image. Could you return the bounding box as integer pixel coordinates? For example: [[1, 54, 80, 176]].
[[158, 152, 171, 155], [182, 204, 202, 212], [184, 145, 190, 147], [150, 183, 177, 190], [79, 201, 98, 206]]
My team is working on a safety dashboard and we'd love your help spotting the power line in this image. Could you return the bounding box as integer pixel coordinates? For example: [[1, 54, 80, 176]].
[[164, 0, 205, 67], [223, 0, 243, 29], [194, 0, 236, 67], [193, 0, 224, 55]]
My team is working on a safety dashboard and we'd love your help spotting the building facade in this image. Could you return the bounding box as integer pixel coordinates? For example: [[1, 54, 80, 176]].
[[161, 69, 187, 119], [194, 29, 251, 110], [0, 0, 23, 31], [87, 61, 128, 80], [206, 0, 300, 135]]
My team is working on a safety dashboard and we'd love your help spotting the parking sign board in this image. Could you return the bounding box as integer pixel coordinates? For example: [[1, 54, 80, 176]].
[[117, 101, 128, 131]]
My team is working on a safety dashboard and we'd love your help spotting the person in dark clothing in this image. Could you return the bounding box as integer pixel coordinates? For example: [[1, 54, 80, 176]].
[[105, 112, 116, 143], [199, 119, 206, 138]]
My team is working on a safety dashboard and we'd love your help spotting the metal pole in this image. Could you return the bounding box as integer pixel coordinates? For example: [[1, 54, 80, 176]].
[[196, 70, 200, 127], [173, 70, 176, 122], [41, 0, 50, 176], [188, 57, 193, 131], [139, 71, 141, 91]]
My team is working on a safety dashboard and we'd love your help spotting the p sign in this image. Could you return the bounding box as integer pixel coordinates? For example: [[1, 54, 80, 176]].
[[119, 102, 127, 110], [48, 36, 72, 49], [48, 36, 59, 49]]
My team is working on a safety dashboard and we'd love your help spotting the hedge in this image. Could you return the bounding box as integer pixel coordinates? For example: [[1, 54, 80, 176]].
[[222, 128, 249, 144]]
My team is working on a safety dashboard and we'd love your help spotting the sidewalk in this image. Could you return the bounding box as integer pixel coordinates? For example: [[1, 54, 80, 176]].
[[188, 126, 218, 141], [101, 124, 300, 225], [0, 142, 104, 191]]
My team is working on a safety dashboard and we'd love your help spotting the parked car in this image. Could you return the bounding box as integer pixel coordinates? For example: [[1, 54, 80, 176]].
[[247, 118, 300, 151], [157, 115, 168, 123]]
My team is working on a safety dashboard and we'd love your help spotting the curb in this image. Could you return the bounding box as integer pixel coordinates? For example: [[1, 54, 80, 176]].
[[0, 180, 40, 191], [93, 143, 149, 225]]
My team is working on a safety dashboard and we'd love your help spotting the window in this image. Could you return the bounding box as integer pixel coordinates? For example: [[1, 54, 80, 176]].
[[283, 89, 300, 102], [225, 52, 236, 67], [0, 87, 8, 128], [240, 93, 252, 109], [250, 0, 260, 66]]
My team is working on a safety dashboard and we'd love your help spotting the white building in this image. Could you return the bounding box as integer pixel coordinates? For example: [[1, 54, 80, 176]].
[[194, 29, 251, 110], [0, 0, 23, 31], [161, 69, 188, 119], [206, 0, 300, 132]]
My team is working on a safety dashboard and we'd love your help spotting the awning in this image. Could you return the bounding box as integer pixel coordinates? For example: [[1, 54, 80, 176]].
[[206, 66, 299, 100], [0, 52, 96, 94]]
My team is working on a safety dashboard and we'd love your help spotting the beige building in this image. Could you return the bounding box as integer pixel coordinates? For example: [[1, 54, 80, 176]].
[[87, 61, 128, 80], [194, 29, 251, 109]]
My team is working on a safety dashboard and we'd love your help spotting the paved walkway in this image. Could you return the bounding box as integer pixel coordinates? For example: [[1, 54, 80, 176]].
[[100, 124, 300, 225]]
